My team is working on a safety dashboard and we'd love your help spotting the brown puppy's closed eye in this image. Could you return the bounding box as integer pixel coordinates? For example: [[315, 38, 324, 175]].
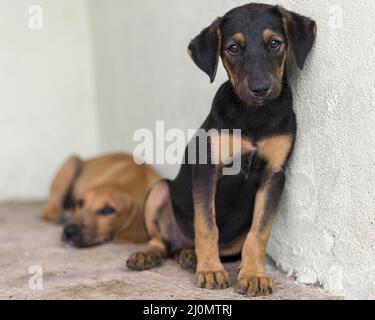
[[42, 153, 160, 248]]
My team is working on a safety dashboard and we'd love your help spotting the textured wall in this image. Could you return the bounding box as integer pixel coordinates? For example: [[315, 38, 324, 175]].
[[266, 0, 375, 300], [0, 0, 99, 201], [90, 0, 375, 299]]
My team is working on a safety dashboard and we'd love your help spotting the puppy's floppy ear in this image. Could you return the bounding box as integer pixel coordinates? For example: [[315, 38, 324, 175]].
[[188, 18, 222, 83], [276, 6, 317, 69], [112, 192, 149, 244]]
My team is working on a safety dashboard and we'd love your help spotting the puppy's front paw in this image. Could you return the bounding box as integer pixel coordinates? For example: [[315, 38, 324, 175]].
[[196, 269, 231, 290], [41, 206, 62, 223], [177, 249, 197, 271], [237, 272, 273, 297], [126, 251, 164, 271]]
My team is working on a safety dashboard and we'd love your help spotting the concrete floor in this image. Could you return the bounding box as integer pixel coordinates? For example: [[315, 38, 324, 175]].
[[0, 203, 342, 300]]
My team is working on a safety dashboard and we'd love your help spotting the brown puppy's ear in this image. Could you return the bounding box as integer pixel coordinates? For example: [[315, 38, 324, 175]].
[[112, 192, 149, 244], [276, 6, 317, 69], [188, 18, 222, 83]]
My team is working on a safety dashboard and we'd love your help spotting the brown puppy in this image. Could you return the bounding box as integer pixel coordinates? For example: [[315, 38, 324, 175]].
[[42, 153, 159, 248]]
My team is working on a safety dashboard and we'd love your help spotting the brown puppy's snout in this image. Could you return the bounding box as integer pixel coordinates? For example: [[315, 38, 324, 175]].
[[63, 224, 84, 247]]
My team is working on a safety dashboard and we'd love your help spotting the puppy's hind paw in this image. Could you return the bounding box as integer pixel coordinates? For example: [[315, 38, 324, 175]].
[[41, 207, 63, 224], [126, 251, 164, 271], [176, 249, 197, 271]]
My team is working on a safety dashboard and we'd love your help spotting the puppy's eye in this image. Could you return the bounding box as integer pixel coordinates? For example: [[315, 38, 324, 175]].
[[227, 44, 240, 55], [98, 206, 116, 216], [270, 40, 282, 50], [76, 199, 84, 209]]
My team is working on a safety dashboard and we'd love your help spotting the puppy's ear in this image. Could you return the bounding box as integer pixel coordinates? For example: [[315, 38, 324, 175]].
[[188, 18, 222, 83], [112, 192, 149, 244], [276, 6, 317, 69]]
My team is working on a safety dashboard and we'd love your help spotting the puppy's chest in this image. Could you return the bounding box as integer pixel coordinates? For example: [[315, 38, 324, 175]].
[[223, 133, 294, 174], [240, 147, 260, 175]]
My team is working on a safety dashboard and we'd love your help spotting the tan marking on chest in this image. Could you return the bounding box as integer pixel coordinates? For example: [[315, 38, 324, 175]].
[[257, 135, 293, 172], [210, 133, 255, 166]]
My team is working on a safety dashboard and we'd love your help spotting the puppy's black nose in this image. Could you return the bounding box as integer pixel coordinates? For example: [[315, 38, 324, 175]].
[[63, 224, 80, 239], [250, 84, 270, 97]]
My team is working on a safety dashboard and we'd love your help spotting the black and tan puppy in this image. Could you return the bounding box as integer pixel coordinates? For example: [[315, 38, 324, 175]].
[[42, 154, 159, 248], [127, 3, 316, 296]]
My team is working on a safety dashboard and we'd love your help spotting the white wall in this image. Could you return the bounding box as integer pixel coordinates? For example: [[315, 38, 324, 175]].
[[89, 0, 375, 299], [0, 0, 99, 201], [266, 0, 375, 300], [89, 0, 230, 176]]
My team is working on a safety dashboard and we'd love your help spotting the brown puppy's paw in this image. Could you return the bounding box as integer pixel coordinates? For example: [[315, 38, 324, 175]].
[[237, 273, 273, 297], [41, 207, 62, 223], [195, 270, 231, 290], [176, 249, 197, 271], [126, 251, 164, 271]]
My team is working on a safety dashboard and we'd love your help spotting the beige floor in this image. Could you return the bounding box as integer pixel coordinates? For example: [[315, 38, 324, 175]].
[[0, 203, 342, 300]]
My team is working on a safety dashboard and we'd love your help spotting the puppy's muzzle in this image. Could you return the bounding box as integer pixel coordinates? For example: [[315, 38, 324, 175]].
[[249, 82, 271, 98], [63, 224, 84, 248]]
